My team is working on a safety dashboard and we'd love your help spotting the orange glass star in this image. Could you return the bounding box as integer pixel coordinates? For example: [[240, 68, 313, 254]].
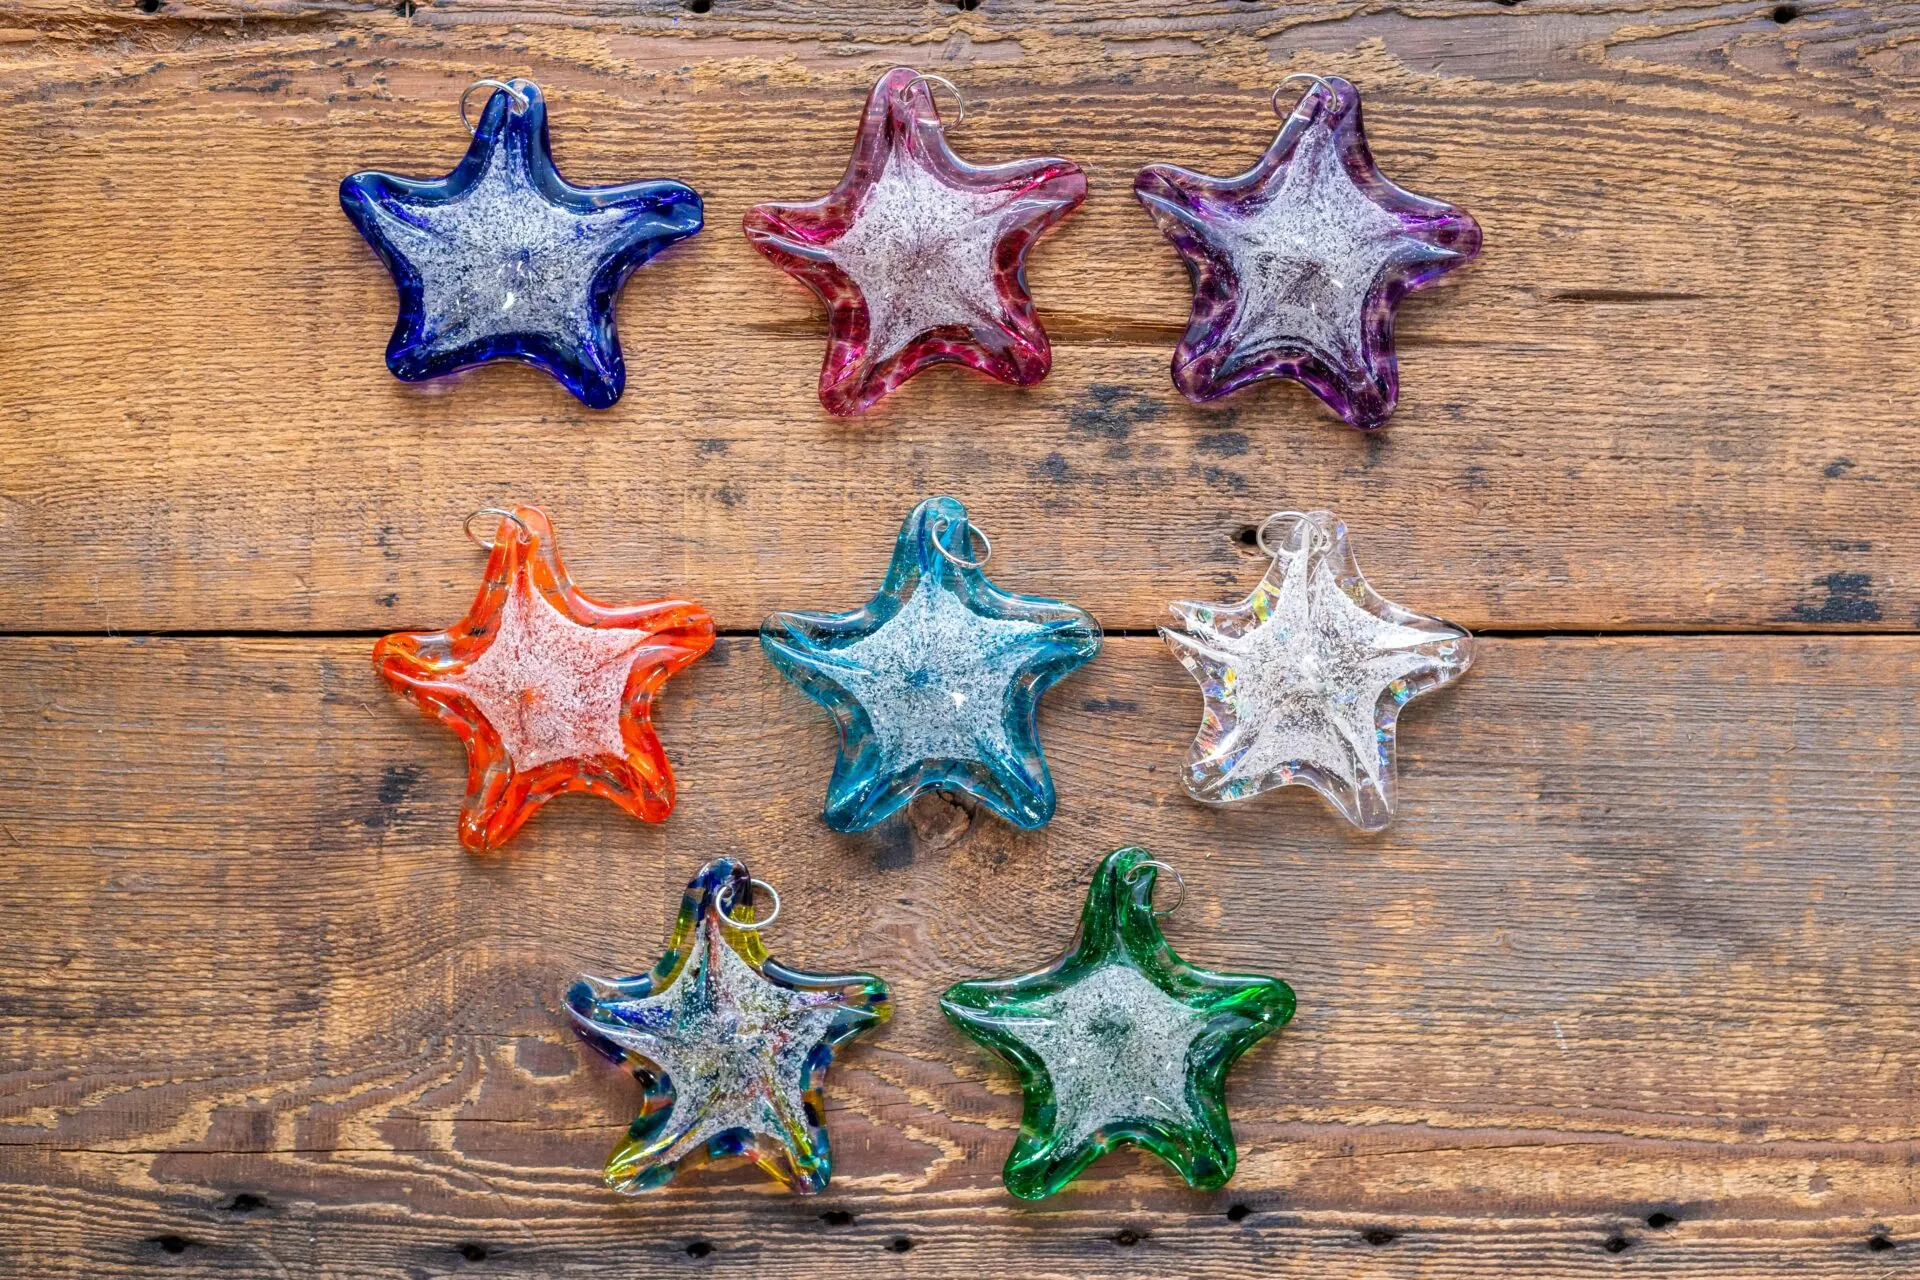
[[373, 505, 715, 851]]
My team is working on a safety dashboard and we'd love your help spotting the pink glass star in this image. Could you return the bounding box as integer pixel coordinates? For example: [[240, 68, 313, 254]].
[[373, 505, 714, 851], [744, 67, 1087, 415], [1134, 76, 1481, 429]]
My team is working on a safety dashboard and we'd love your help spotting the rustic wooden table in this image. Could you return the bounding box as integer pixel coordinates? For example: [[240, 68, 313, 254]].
[[3, 1, 1917, 1276]]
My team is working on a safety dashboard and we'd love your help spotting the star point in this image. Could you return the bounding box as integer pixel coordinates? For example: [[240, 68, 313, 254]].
[[566, 858, 891, 1193], [942, 848, 1294, 1199], [1161, 510, 1471, 829], [340, 81, 703, 409], [1134, 75, 1480, 428], [760, 496, 1101, 832], [372, 505, 714, 851], [744, 67, 1086, 415]]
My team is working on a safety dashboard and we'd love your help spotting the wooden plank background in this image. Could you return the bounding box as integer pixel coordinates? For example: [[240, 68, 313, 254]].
[[2, 1, 1917, 1276]]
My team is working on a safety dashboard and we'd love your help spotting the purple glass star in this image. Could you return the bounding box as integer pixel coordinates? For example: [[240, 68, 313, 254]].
[[1134, 76, 1481, 429]]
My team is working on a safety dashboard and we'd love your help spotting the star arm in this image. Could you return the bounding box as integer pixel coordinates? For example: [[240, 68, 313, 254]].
[[957, 726, 1057, 830], [1159, 624, 1237, 691]]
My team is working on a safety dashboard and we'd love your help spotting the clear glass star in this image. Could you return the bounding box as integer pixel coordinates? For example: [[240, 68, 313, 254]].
[[340, 81, 702, 408], [745, 67, 1086, 415], [942, 848, 1294, 1199], [1135, 76, 1480, 428], [761, 496, 1101, 831], [1160, 510, 1471, 829], [567, 859, 890, 1193]]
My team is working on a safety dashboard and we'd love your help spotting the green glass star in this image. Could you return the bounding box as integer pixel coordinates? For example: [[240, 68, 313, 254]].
[[940, 848, 1295, 1199]]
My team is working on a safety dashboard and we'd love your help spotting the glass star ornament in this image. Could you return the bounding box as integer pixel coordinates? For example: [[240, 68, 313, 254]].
[[566, 858, 891, 1194], [339, 78, 703, 409], [1160, 510, 1471, 830], [942, 847, 1294, 1199], [1133, 75, 1481, 429], [372, 505, 715, 851], [760, 496, 1101, 832], [743, 67, 1087, 415]]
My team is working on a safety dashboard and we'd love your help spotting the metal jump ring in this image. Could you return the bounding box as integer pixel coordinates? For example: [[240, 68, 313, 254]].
[[463, 507, 532, 550], [461, 78, 533, 135], [1255, 510, 1331, 559], [931, 517, 991, 569], [719, 877, 781, 932], [1273, 73, 1335, 121], [903, 72, 966, 128], [1124, 859, 1187, 919]]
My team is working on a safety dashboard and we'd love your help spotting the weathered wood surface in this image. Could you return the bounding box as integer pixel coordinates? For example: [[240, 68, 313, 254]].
[[2, 635, 1918, 1277], [3, 1, 1918, 1276], [2, 2, 1919, 631]]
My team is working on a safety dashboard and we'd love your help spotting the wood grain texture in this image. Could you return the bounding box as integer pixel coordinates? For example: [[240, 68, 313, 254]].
[[2, 634, 1917, 1277], [3, 1, 1917, 1275], [1, 3, 1918, 631]]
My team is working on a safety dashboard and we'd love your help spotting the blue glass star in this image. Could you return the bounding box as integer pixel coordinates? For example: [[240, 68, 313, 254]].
[[566, 858, 891, 1194], [761, 497, 1102, 832], [339, 81, 702, 409]]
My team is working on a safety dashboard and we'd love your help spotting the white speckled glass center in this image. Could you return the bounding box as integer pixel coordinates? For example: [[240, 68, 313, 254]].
[[998, 963, 1209, 1153], [1209, 558, 1435, 791], [822, 145, 1010, 362], [826, 577, 1046, 769], [587, 925, 844, 1167], [447, 574, 647, 770], [370, 140, 631, 352], [1213, 120, 1430, 372]]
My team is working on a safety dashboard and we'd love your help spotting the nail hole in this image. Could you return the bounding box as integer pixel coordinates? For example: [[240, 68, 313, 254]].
[[951, 0, 981, 8], [223, 1193, 269, 1215], [134, 0, 163, 12], [1113, 1228, 1147, 1246], [456, 1242, 488, 1262], [1771, 3, 1797, 19], [886, 1237, 913, 1253], [393, 0, 415, 14], [1363, 1229, 1397, 1247], [820, 1210, 854, 1227], [1869, 1235, 1896, 1252], [1604, 1236, 1632, 1254], [685, 0, 711, 10], [686, 1241, 714, 1258], [1230, 524, 1260, 550], [151, 1236, 192, 1255], [1226, 1204, 1252, 1223], [1646, 1212, 1676, 1230]]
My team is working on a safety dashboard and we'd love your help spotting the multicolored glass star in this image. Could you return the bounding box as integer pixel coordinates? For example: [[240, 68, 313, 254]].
[[372, 505, 714, 851], [942, 848, 1294, 1199], [566, 858, 891, 1193], [744, 67, 1086, 415], [340, 79, 703, 409], [1134, 75, 1480, 428], [1160, 510, 1471, 829], [760, 496, 1101, 832]]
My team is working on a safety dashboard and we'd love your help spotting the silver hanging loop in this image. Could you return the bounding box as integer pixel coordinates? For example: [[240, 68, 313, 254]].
[[903, 72, 966, 128], [1254, 510, 1332, 559], [1273, 72, 1335, 121], [461, 78, 534, 135], [463, 507, 532, 550], [931, 517, 992, 569], [718, 877, 782, 932], [1124, 859, 1188, 919]]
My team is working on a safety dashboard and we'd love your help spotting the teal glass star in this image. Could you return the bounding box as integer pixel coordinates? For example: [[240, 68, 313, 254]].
[[761, 496, 1101, 832], [565, 858, 890, 1193], [941, 848, 1294, 1199]]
